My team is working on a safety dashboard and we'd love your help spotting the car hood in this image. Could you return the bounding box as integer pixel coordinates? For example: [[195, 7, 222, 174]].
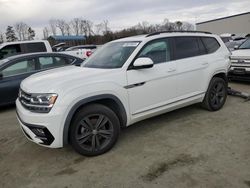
[[231, 49, 250, 59], [21, 65, 117, 93]]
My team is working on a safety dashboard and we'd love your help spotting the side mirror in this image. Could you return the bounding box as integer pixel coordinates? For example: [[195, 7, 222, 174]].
[[0, 72, 3, 80], [234, 45, 239, 50], [133, 57, 154, 70]]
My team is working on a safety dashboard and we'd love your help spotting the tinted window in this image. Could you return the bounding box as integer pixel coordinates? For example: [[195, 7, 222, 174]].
[[174, 37, 200, 59], [38, 56, 69, 70], [201, 37, 220, 53], [138, 39, 171, 64], [197, 38, 207, 55], [2, 58, 36, 77], [0, 44, 21, 60], [23, 43, 47, 53]]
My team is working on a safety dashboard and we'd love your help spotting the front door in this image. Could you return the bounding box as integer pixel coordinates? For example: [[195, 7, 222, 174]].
[[126, 38, 178, 116]]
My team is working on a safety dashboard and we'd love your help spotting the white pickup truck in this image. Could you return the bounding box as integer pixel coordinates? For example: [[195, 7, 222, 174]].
[[0, 40, 52, 60]]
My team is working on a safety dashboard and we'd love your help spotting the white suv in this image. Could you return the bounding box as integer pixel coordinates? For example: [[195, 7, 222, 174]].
[[16, 31, 230, 156]]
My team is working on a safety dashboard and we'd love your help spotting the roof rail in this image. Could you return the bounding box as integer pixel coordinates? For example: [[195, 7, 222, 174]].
[[146, 30, 212, 37]]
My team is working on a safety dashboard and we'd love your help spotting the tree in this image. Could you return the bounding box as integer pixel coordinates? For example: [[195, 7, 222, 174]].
[[49, 19, 57, 35], [71, 18, 81, 35], [175, 21, 183, 31], [0, 31, 4, 43], [5, 26, 17, 42], [56, 19, 67, 36], [15, 22, 30, 40], [28, 27, 35, 40], [43, 27, 49, 39]]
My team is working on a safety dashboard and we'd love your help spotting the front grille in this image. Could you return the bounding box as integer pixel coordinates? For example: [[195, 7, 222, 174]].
[[19, 89, 51, 113]]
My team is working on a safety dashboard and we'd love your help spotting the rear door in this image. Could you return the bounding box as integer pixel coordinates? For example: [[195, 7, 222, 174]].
[[0, 57, 39, 105], [173, 36, 209, 99]]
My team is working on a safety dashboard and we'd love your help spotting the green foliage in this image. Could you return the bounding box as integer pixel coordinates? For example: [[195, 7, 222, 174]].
[[5, 26, 17, 42]]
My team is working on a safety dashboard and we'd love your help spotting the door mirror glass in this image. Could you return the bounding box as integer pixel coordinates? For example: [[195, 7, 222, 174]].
[[133, 57, 154, 69]]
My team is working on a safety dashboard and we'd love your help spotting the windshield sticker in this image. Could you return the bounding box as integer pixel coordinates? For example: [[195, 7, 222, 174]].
[[123, 42, 139, 47]]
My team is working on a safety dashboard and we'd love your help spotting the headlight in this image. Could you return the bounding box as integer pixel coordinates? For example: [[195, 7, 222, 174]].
[[19, 90, 58, 113], [30, 94, 58, 106]]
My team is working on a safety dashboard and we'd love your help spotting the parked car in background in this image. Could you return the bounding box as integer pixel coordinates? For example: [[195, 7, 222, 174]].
[[0, 40, 52, 60], [16, 31, 230, 156], [62, 45, 100, 60], [229, 38, 250, 81], [0, 52, 83, 106], [225, 37, 247, 51]]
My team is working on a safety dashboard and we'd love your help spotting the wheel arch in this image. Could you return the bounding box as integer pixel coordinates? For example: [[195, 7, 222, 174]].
[[62, 94, 127, 146]]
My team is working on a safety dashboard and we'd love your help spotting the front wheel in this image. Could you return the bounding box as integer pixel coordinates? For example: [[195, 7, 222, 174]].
[[70, 104, 120, 156], [202, 77, 227, 111]]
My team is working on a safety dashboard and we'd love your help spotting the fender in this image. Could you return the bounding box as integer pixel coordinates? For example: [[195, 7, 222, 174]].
[[63, 94, 127, 145]]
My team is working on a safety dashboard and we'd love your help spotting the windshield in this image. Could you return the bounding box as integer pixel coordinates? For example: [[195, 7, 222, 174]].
[[83, 41, 140, 69], [239, 39, 250, 49]]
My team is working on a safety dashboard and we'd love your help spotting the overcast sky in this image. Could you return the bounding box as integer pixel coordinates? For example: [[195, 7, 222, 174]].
[[0, 0, 249, 39]]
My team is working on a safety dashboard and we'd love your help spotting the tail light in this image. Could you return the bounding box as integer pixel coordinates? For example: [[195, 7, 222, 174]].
[[86, 51, 92, 57]]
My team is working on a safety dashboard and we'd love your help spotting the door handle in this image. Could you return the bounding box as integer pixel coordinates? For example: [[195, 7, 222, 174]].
[[167, 68, 176, 73], [202, 62, 209, 66]]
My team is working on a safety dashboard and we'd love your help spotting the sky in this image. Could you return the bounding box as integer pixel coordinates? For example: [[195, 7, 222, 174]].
[[0, 0, 249, 39]]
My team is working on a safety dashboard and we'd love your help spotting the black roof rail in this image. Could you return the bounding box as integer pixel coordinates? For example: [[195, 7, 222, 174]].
[[146, 30, 212, 37]]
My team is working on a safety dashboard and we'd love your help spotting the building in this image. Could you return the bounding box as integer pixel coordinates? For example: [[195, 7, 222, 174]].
[[47, 35, 86, 47], [196, 12, 250, 36]]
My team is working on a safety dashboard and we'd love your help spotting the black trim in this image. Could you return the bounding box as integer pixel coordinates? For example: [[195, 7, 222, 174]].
[[16, 111, 55, 145], [196, 12, 250, 25], [132, 92, 205, 115], [124, 82, 145, 89], [146, 31, 212, 37], [63, 94, 127, 146]]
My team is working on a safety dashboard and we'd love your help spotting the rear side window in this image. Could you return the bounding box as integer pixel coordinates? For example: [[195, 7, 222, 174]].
[[0, 44, 21, 60], [174, 37, 200, 59], [201, 37, 220, 53], [38, 56, 69, 70], [22, 43, 47, 53]]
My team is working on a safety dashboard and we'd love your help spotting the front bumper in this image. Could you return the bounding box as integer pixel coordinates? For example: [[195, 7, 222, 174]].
[[228, 66, 250, 81], [16, 99, 64, 148]]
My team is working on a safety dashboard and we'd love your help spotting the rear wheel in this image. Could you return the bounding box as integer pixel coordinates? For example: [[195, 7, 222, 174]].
[[70, 104, 120, 156], [202, 77, 227, 111]]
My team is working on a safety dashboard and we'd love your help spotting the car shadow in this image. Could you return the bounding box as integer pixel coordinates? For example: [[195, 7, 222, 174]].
[[0, 104, 16, 113]]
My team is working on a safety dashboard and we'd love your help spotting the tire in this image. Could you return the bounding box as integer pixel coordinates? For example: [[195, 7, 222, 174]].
[[202, 77, 227, 111], [70, 104, 120, 156]]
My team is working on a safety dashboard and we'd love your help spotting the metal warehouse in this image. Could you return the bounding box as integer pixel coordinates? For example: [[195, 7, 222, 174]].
[[196, 12, 250, 36]]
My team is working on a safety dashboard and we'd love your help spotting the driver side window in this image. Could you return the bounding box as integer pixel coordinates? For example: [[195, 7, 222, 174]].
[[138, 39, 171, 64]]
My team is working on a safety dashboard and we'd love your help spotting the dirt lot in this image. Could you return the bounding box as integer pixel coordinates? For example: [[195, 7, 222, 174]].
[[0, 82, 250, 188]]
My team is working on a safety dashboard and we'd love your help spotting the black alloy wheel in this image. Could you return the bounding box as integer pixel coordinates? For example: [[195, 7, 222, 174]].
[[70, 104, 120, 156]]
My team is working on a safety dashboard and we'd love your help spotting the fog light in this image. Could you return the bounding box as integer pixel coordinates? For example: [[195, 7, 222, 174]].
[[31, 128, 45, 137]]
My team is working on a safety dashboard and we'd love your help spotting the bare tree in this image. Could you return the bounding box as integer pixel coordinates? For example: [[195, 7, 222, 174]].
[[15, 22, 30, 40], [56, 19, 67, 36], [80, 19, 94, 37], [71, 18, 81, 35], [43, 27, 49, 39], [65, 22, 71, 36], [49, 19, 57, 35], [95, 20, 110, 35], [181, 22, 194, 31]]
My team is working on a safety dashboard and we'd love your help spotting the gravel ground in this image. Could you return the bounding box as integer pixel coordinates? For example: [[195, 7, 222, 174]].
[[0, 81, 250, 188]]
